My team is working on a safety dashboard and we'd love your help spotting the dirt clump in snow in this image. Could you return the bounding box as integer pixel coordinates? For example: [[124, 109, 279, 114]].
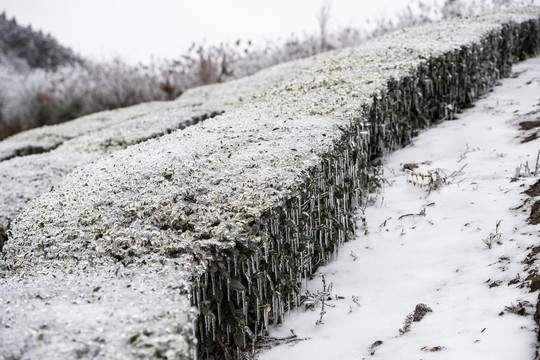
[[525, 180, 540, 197], [402, 163, 419, 171], [530, 277, 540, 292], [398, 303, 432, 335], [518, 109, 540, 143], [369, 340, 383, 356], [412, 303, 433, 322], [519, 120, 540, 131], [528, 200, 540, 225], [521, 132, 539, 143]]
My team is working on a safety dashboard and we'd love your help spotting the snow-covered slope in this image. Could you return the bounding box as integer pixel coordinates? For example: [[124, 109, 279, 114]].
[[1, 7, 540, 360]]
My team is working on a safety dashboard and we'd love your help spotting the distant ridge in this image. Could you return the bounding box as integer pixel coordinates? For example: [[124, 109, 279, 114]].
[[0, 12, 82, 71]]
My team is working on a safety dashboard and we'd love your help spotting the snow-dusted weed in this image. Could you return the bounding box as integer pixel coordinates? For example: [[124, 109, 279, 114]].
[[300, 273, 362, 328], [302, 274, 334, 326], [514, 150, 540, 178], [482, 219, 503, 249], [502, 300, 533, 316]]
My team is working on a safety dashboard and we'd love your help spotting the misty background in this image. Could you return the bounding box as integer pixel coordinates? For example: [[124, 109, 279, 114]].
[[0, 0, 537, 140]]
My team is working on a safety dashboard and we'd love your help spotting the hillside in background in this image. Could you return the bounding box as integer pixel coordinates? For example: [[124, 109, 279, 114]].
[[0, 0, 533, 141], [0, 12, 82, 71]]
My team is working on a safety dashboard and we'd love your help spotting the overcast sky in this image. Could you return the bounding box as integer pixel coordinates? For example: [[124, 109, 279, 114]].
[[1, 0, 436, 64]]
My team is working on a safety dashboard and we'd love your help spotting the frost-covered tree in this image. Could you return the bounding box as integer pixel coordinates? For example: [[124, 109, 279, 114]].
[[0, 13, 81, 71]]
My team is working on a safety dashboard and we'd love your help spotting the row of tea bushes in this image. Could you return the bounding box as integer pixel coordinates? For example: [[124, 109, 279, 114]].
[[0, 51, 328, 250], [194, 14, 540, 353], [0, 106, 222, 250], [1, 7, 539, 359]]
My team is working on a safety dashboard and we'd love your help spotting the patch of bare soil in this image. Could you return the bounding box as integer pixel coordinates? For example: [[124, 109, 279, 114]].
[[520, 120, 540, 131], [522, 132, 539, 144], [369, 340, 383, 356], [526, 180, 540, 197], [529, 200, 540, 225], [534, 294, 540, 341], [0, 227, 6, 252]]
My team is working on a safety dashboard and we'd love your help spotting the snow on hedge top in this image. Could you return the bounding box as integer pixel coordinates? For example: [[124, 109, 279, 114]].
[[5, 6, 539, 271], [255, 7, 538, 118], [0, 102, 164, 161], [0, 104, 222, 230], [177, 55, 327, 108]]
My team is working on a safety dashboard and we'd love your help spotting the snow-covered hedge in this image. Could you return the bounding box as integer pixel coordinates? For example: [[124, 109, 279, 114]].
[[2, 7, 540, 359], [0, 106, 223, 246], [0, 49, 333, 252], [0, 102, 166, 162]]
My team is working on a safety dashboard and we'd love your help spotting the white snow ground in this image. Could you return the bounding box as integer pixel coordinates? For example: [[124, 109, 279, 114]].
[[259, 56, 540, 360]]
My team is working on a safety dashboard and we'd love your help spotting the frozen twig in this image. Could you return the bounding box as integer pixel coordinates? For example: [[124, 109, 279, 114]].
[[534, 150, 540, 176], [255, 329, 310, 350], [398, 207, 426, 220], [449, 163, 468, 179], [316, 274, 331, 326]]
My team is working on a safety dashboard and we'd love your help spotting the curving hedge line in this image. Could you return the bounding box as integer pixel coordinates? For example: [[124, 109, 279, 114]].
[[193, 14, 540, 356]]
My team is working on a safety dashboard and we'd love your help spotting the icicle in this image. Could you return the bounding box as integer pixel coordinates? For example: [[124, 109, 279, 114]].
[[256, 298, 260, 323], [205, 315, 210, 339], [242, 291, 247, 322], [263, 305, 269, 329], [196, 283, 201, 312], [246, 261, 252, 293]]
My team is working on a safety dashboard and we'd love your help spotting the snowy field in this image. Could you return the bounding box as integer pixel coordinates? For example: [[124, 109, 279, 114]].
[[259, 56, 540, 360]]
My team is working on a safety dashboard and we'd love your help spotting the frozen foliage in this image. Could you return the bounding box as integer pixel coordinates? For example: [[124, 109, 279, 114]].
[[0, 100, 210, 162], [1, 7, 540, 359], [261, 55, 540, 360], [0, 52, 323, 163], [0, 52, 323, 234], [0, 61, 170, 138], [0, 103, 223, 234], [0, 260, 198, 359]]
